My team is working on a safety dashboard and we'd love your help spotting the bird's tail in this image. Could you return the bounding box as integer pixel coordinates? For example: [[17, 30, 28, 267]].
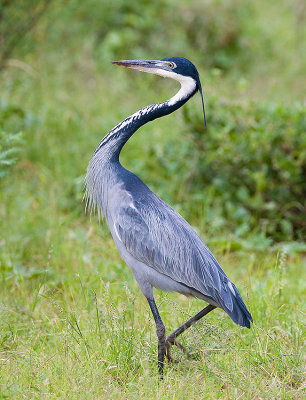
[[219, 281, 253, 328]]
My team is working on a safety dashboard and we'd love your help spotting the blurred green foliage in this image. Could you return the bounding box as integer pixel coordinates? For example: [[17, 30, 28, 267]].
[[1, 0, 253, 70], [0, 130, 23, 179], [89, 0, 252, 70], [0, 103, 26, 179], [180, 98, 306, 240], [0, 0, 51, 68], [0, 0, 305, 244]]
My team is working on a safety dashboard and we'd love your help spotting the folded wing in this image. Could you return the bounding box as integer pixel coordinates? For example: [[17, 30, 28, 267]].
[[110, 182, 252, 328]]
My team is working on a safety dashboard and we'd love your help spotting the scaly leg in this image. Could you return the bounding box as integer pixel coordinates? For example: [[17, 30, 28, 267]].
[[147, 298, 166, 378]]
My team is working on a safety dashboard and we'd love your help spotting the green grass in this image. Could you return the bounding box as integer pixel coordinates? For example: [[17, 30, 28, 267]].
[[0, 84, 304, 396], [0, 232, 304, 398], [1, 2, 306, 397]]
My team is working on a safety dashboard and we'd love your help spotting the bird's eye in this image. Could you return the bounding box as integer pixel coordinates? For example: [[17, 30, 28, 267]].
[[168, 62, 176, 69]]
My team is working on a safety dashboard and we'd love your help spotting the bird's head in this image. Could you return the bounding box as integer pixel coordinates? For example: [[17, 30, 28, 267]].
[[112, 57, 206, 126]]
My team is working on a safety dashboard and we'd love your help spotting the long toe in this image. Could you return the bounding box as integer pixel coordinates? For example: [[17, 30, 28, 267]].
[[166, 338, 189, 363], [173, 339, 188, 355], [165, 342, 175, 363]]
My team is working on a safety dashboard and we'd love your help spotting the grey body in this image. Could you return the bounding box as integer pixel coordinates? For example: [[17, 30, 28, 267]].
[[106, 170, 222, 306], [85, 58, 252, 376], [86, 109, 251, 327]]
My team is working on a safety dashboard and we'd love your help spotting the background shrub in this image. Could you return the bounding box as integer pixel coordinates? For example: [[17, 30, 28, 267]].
[[1, 0, 253, 71], [178, 97, 306, 240]]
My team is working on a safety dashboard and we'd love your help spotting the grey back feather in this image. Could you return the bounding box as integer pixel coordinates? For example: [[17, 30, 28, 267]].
[[108, 172, 237, 314]]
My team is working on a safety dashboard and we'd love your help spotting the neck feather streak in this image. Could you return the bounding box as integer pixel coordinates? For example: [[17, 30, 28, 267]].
[[93, 76, 196, 159], [85, 76, 197, 217]]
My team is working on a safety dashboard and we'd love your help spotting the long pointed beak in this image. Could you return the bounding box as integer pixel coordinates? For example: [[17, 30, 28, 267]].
[[112, 60, 165, 73]]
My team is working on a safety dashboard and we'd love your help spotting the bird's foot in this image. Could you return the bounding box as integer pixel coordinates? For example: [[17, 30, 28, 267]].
[[165, 338, 188, 363]]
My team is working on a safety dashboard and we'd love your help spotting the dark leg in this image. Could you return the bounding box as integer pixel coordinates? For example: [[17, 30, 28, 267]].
[[147, 298, 166, 378], [166, 304, 216, 361]]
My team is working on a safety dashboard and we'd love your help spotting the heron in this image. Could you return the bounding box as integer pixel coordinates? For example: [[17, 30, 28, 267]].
[[85, 57, 252, 377]]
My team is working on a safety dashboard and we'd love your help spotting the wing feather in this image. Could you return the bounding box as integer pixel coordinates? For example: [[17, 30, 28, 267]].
[[108, 178, 252, 328], [111, 185, 229, 307]]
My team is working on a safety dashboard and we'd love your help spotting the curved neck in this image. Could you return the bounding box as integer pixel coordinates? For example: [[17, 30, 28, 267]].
[[93, 76, 197, 162]]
